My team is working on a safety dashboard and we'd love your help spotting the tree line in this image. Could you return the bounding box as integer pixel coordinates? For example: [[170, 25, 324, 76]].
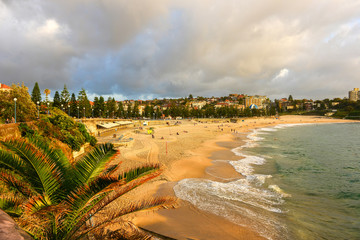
[[30, 82, 276, 119]]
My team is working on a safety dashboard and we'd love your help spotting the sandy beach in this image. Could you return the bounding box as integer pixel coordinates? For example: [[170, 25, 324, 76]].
[[102, 116, 357, 239]]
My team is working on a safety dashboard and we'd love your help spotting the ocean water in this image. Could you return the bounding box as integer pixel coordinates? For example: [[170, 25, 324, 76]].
[[173, 123, 360, 239]]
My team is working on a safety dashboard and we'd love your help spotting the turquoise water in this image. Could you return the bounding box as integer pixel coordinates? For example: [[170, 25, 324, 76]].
[[246, 123, 360, 239], [174, 122, 360, 240]]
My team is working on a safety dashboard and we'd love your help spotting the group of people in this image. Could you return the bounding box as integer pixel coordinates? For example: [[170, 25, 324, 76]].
[[4, 117, 15, 124]]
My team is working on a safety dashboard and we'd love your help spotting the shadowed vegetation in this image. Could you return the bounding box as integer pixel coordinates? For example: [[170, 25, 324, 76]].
[[18, 108, 97, 151], [0, 138, 173, 239]]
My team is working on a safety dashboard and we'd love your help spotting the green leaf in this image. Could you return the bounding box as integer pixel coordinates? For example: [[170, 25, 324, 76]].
[[1, 139, 63, 203], [72, 143, 116, 186]]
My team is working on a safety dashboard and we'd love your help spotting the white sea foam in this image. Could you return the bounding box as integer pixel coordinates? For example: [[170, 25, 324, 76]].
[[173, 125, 294, 239], [174, 178, 287, 239], [247, 174, 272, 186], [174, 178, 284, 214], [230, 155, 266, 175], [274, 123, 314, 129], [269, 185, 292, 198], [259, 127, 278, 132]]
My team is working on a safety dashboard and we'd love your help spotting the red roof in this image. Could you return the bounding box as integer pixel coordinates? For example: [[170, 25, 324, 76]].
[[0, 83, 11, 89], [217, 102, 229, 106]]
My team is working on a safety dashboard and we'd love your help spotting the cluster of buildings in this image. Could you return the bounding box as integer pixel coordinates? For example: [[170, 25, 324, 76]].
[[276, 98, 318, 111], [189, 95, 269, 110], [118, 94, 270, 115]]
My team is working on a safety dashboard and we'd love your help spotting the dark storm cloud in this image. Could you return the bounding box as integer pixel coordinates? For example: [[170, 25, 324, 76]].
[[1, 0, 360, 100]]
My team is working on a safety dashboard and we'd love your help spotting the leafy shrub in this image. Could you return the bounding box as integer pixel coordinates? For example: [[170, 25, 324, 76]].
[[89, 136, 97, 146], [32, 108, 96, 151], [18, 123, 35, 137], [77, 122, 97, 146]]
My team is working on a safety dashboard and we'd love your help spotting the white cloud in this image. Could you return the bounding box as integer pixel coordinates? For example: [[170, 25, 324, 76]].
[[272, 68, 289, 82], [36, 19, 60, 36]]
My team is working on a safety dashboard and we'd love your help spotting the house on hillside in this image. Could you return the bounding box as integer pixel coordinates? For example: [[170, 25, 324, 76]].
[[215, 102, 229, 108], [190, 101, 207, 109], [0, 83, 11, 92]]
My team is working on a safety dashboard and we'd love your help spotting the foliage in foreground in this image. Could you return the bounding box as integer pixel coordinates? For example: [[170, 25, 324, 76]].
[[0, 139, 172, 239]]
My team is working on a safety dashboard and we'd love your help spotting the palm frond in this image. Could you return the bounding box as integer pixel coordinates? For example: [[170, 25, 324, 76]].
[[0, 147, 26, 175], [101, 162, 122, 176], [0, 196, 24, 217], [65, 169, 163, 238], [23, 194, 53, 215], [60, 175, 122, 236], [1, 138, 63, 202], [67, 175, 120, 214], [27, 136, 71, 174], [72, 143, 117, 186], [0, 169, 33, 198], [0, 138, 172, 240], [74, 196, 176, 240], [17, 214, 48, 239], [120, 163, 161, 182]]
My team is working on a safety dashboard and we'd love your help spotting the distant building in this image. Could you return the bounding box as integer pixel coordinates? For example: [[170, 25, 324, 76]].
[[244, 95, 268, 109], [215, 102, 229, 108], [349, 88, 359, 102], [138, 105, 145, 115], [286, 105, 295, 110], [234, 104, 245, 110], [0, 83, 11, 92], [304, 102, 314, 111], [190, 101, 207, 109]]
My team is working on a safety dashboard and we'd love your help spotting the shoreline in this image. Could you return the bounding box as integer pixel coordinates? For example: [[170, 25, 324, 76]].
[[105, 116, 358, 239], [133, 132, 265, 240]]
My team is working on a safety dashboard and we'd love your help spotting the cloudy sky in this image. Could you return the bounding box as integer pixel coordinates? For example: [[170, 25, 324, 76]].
[[1, 0, 360, 100]]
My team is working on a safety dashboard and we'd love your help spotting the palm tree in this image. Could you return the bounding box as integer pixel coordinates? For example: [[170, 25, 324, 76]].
[[0, 138, 171, 239], [44, 89, 51, 103]]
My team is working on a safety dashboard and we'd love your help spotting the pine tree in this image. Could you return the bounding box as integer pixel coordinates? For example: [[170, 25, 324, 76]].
[[127, 104, 132, 118], [105, 97, 116, 118], [144, 104, 151, 118], [70, 93, 77, 117], [155, 107, 161, 119], [99, 96, 105, 117], [31, 82, 41, 104], [77, 88, 91, 118], [61, 84, 70, 105], [93, 97, 100, 117], [53, 91, 61, 109], [117, 101, 124, 118], [132, 102, 139, 118]]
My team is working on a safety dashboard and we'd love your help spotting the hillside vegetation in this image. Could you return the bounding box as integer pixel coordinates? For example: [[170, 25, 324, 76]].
[[18, 108, 97, 153]]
